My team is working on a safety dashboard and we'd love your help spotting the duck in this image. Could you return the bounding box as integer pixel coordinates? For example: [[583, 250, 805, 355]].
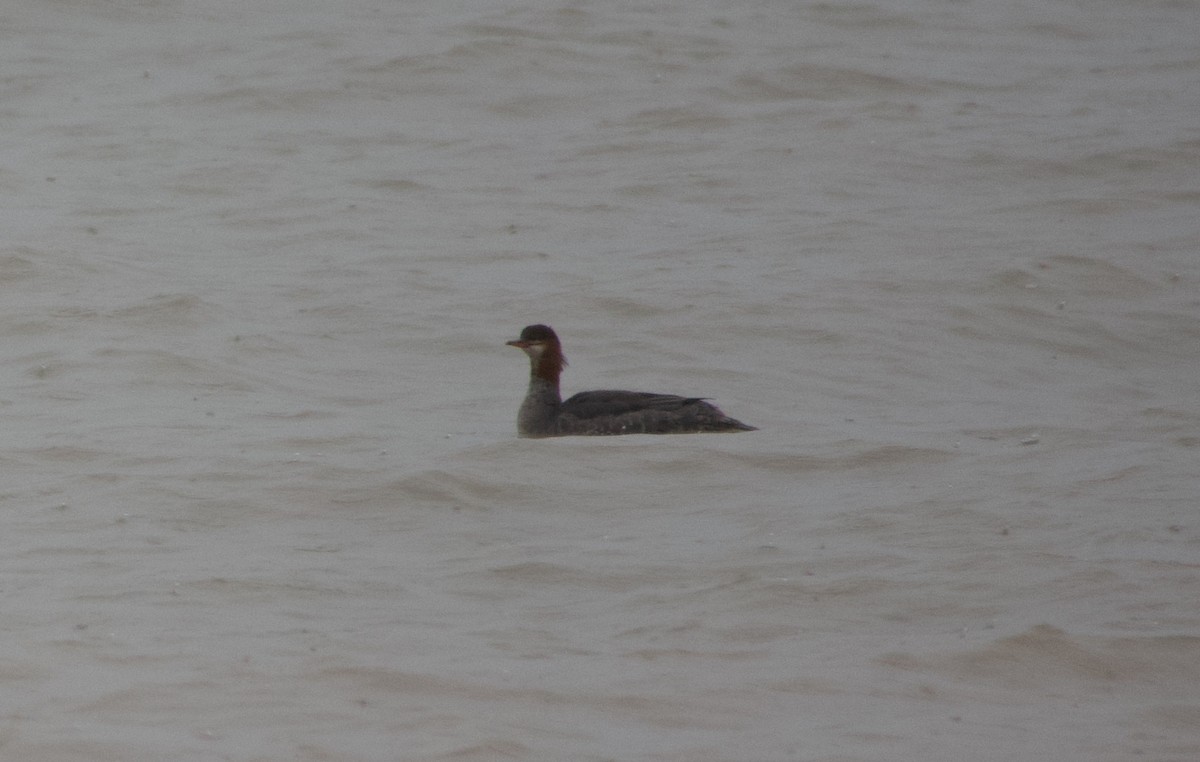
[[506, 324, 756, 437]]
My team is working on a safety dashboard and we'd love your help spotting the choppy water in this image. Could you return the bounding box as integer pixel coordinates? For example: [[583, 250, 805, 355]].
[[2, 1, 1198, 760]]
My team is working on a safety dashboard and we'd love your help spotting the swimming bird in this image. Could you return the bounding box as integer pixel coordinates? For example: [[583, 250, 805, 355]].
[[506, 324, 756, 437]]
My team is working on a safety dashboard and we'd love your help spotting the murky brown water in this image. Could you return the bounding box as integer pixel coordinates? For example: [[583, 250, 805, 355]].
[[2, 1, 1198, 760]]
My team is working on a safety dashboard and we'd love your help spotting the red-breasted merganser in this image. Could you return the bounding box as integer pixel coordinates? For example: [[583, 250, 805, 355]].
[[506, 324, 756, 437]]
